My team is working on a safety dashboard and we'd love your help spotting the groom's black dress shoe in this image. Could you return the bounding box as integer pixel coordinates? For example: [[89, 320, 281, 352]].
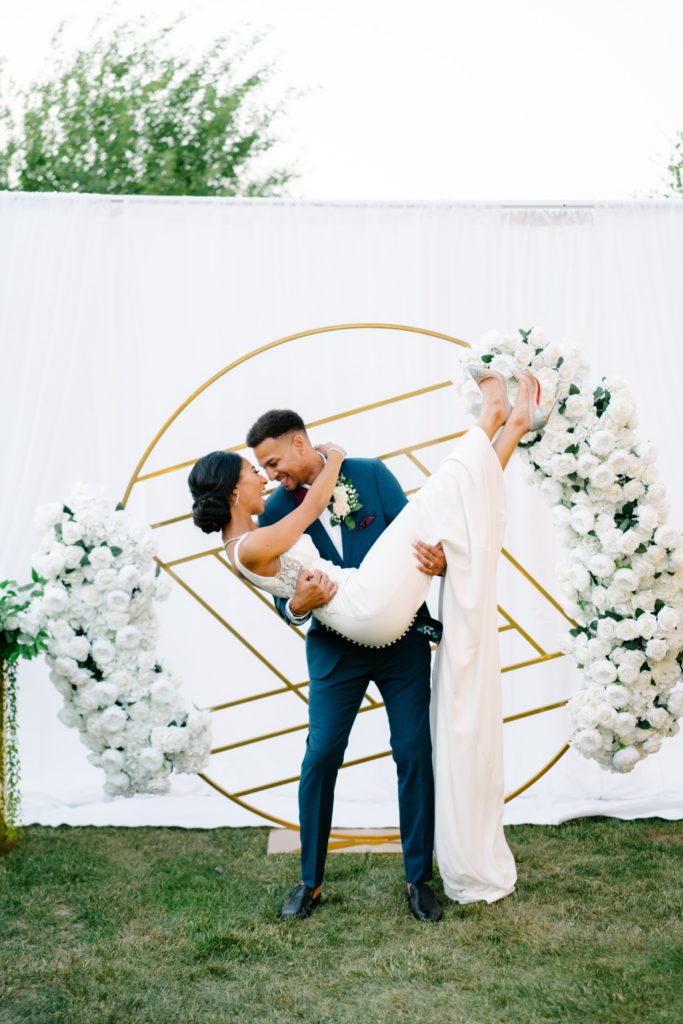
[[406, 882, 443, 922], [279, 883, 321, 920]]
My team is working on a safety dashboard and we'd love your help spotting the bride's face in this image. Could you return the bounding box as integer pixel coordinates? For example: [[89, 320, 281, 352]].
[[237, 458, 268, 514]]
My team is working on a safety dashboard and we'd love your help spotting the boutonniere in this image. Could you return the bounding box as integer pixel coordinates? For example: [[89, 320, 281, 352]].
[[328, 474, 363, 529]]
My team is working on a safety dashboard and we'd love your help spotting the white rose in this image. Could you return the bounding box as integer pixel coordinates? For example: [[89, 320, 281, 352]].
[[574, 729, 604, 755], [596, 704, 618, 730], [564, 394, 590, 419], [117, 565, 141, 590], [608, 392, 636, 424], [635, 612, 658, 639], [104, 772, 130, 795], [657, 606, 680, 632], [91, 639, 116, 666], [642, 734, 663, 754], [613, 711, 637, 734], [43, 585, 69, 615], [94, 569, 118, 591], [65, 636, 90, 662], [618, 530, 643, 557], [612, 747, 640, 772], [539, 478, 564, 504], [635, 589, 656, 612], [615, 619, 639, 641], [61, 520, 83, 545], [105, 590, 131, 613], [100, 748, 125, 772], [61, 545, 84, 570], [57, 705, 81, 728], [589, 659, 618, 685], [99, 706, 128, 735], [606, 685, 631, 709], [577, 453, 600, 478], [151, 725, 189, 754], [150, 678, 177, 704], [590, 430, 616, 457], [596, 618, 617, 642], [549, 453, 577, 478], [645, 638, 669, 662], [600, 529, 624, 556], [116, 626, 141, 650], [138, 747, 166, 772], [569, 564, 591, 593], [571, 506, 595, 535], [616, 663, 640, 685], [589, 464, 616, 490], [89, 546, 115, 571], [667, 688, 683, 718], [588, 554, 616, 579], [655, 525, 682, 550]]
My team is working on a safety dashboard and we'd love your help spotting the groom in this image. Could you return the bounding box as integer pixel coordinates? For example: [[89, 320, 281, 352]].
[[247, 409, 447, 922]]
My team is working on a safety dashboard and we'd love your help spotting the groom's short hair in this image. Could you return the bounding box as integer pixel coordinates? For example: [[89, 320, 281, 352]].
[[246, 409, 308, 449]]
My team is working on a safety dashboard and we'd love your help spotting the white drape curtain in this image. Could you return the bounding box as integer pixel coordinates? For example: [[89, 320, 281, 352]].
[[2, 193, 682, 828]]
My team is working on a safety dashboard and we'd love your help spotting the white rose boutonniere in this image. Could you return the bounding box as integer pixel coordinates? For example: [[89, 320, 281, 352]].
[[328, 474, 363, 529]]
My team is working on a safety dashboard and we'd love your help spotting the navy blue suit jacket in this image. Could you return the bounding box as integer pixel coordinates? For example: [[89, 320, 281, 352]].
[[258, 458, 436, 679]]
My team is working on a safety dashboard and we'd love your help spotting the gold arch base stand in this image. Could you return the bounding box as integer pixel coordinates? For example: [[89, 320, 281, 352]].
[[122, 324, 575, 851]]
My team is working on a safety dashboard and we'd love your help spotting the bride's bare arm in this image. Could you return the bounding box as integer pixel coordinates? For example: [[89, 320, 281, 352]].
[[238, 446, 345, 570]]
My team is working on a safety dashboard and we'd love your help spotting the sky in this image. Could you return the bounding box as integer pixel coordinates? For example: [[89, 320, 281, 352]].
[[0, 0, 682, 200]]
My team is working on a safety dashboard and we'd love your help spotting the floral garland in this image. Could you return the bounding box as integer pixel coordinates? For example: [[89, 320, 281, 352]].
[[27, 485, 212, 796], [0, 576, 46, 847], [457, 328, 683, 773]]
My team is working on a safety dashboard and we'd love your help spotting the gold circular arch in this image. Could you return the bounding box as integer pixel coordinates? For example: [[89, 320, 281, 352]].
[[122, 323, 571, 844]]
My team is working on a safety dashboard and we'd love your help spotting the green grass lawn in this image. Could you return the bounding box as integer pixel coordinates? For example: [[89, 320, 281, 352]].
[[1, 820, 682, 1024]]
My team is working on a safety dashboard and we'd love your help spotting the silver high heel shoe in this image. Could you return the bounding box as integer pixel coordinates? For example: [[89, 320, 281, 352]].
[[511, 369, 557, 433], [530, 398, 558, 433], [467, 366, 513, 419]]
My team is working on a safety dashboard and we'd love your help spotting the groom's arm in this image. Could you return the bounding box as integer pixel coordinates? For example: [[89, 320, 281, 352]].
[[258, 494, 337, 625]]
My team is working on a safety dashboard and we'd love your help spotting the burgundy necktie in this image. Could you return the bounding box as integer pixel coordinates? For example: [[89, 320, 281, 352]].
[[293, 486, 308, 506]]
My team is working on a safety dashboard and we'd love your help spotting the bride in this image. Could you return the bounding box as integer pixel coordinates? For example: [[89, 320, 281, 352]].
[[189, 372, 545, 646], [188, 370, 547, 904]]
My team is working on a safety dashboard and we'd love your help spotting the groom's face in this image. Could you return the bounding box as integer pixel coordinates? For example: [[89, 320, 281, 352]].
[[253, 432, 311, 490]]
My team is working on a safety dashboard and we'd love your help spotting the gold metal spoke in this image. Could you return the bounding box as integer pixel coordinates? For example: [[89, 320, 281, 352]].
[[502, 651, 565, 674], [133, 379, 456, 486], [498, 604, 546, 657], [232, 749, 392, 799], [210, 700, 385, 755], [504, 699, 568, 724], [159, 559, 309, 704], [504, 744, 570, 802], [502, 548, 578, 627]]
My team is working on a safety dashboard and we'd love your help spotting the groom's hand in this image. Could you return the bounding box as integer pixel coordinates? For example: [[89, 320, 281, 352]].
[[413, 540, 446, 576], [289, 570, 338, 616]]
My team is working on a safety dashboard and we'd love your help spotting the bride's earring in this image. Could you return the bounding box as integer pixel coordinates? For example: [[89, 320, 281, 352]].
[[233, 491, 240, 508]]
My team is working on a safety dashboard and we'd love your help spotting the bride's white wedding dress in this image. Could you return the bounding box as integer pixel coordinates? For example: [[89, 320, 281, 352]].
[[229, 425, 517, 904]]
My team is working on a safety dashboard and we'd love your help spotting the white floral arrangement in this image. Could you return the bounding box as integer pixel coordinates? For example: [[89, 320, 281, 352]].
[[457, 328, 683, 773], [25, 485, 212, 796]]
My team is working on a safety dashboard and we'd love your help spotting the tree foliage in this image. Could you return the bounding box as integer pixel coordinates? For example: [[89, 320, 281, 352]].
[[0, 17, 295, 196], [664, 133, 683, 197]]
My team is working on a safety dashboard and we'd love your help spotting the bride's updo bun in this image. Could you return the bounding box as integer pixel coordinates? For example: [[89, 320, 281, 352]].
[[188, 451, 242, 535]]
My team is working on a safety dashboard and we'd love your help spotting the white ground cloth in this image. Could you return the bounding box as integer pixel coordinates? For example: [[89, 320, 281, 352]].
[[2, 194, 682, 829]]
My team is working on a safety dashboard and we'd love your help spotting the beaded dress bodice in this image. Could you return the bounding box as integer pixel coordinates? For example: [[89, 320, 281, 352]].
[[225, 533, 344, 599]]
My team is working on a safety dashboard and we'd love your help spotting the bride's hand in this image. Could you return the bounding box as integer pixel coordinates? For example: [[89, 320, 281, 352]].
[[315, 442, 347, 460]]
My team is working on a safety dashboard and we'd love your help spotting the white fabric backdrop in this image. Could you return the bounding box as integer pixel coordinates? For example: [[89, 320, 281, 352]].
[[2, 193, 682, 828]]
